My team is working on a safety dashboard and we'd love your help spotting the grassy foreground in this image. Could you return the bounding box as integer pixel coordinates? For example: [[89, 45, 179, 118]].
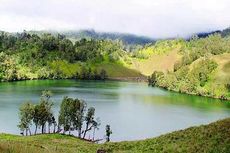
[[0, 118, 229, 153]]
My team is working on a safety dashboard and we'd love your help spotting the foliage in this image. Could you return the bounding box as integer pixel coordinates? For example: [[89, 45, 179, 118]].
[[149, 58, 226, 98], [58, 97, 87, 135], [105, 125, 112, 142], [0, 31, 129, 81], [58, 97, 100, 139], [133, 39, 185, 59], [18, 90, 54, 135], [18, 102, 34, 136]]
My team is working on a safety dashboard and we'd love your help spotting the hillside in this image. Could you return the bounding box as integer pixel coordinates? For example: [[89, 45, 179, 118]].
[[0, 30, 229, 99], [0, 118, 229, 153], [0, 31, 143, 82], [146, 34, 230, 100], [131, 48, 181, 76]]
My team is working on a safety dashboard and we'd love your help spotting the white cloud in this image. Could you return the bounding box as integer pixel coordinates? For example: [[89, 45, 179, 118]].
[[0, 0, 229, 38]]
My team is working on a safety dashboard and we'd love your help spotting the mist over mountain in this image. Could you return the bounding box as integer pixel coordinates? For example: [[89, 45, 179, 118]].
[[28, 29, 155, 45]]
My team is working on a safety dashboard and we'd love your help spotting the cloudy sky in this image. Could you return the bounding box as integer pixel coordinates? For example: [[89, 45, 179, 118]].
[[0, 0, 229, 38]]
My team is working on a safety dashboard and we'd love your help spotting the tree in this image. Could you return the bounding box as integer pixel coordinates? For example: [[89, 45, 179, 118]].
[[83, 107, 97, 139], [58, 96, 72, 134], [58, 97, 88, 137], [105, 125, 112, 142], [52, 116, 57, 133], [148, 71, 164, 86], [99, 69, 107, 80], [18, 102, 34, 136], [33, 104, 40, 134], [74, 100, 86, 138], [17, 91, 105, 139], [92, 118, 100, 141], [18, 90, 54, 135], [38, 90, 54, 134], [42, 90, 52, 101]]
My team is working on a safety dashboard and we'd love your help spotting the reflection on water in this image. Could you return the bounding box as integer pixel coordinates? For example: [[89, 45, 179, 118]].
[[0, 80, 229, 141]]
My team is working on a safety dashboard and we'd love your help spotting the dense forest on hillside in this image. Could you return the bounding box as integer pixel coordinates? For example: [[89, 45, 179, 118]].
[[0, 27, 230, 100], [0, 30, 135, 81]]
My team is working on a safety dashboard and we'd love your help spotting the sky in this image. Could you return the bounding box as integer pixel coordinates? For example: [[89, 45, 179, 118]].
[[0, 0, 229, 38]]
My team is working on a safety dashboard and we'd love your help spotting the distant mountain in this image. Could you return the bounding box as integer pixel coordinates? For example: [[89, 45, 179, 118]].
[[196, 30, 221, 38], [29, 29, 154, 45], [62, 30, 154, 45], [221, 27, 230, 37], [191, 27, 230, 39]]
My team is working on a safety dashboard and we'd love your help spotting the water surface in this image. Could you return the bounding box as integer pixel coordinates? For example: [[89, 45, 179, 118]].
[[0, 80, 229, 141]]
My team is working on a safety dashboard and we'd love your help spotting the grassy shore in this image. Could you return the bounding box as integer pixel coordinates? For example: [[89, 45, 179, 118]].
[[0, 118, 229, 153]]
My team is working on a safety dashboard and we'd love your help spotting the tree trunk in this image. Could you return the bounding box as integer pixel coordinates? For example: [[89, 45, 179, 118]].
[[93, 127, 96, 141], [26, 128, 28, 136], [41, 124, 44, 134], [83, 124, 89, 139], [78, 128, 81, 138], [106, 137, 110, 142], [28, 128, 31, 136], [34, 124, 38, 135], [53, 124, 56, 133], [48, 124, 50, 133]]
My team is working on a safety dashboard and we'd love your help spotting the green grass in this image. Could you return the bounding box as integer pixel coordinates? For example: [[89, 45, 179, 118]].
[[0, 134, 98, 153], [95, 62, 143, 78], [0, 118, 229, 153]]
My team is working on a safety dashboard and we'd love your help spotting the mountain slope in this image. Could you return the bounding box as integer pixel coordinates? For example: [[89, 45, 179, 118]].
[[131, 48, 181, 76], [142, 34, 230, 100]]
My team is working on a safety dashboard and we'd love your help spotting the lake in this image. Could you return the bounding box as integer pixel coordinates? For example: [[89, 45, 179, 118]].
[[0, 80, 229, 142]]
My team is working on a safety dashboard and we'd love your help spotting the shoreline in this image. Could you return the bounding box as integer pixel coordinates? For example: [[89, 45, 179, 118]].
[[154, 85, 230, 101], [1, 117, 229, 142], [107, 76, 148, 82], [0, 118, 229, 152], [1, 77, 230, 101], [1, 77, 229, 101]]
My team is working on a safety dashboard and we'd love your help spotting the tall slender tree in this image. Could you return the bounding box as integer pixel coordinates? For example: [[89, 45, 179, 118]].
[[18, 102, 34, 136], [83, 107, 97, 139]]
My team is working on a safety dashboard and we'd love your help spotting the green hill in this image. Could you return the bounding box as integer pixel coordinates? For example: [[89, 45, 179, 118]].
[[0, 118, 229, 153], [146, 34, 230, 100]]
